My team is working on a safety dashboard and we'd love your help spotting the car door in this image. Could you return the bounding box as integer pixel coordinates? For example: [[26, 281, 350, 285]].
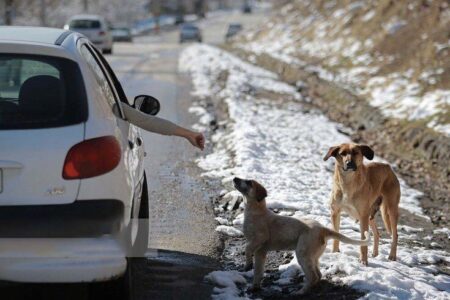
[[79, 42, 144, 204], [0, 54, 87, 205]]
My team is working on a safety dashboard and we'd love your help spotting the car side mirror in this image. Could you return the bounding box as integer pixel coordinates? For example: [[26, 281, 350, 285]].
[[133, 95, 160, 116]]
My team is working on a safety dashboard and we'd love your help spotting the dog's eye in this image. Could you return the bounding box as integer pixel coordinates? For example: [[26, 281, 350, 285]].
[[339, 151, 347, 156]]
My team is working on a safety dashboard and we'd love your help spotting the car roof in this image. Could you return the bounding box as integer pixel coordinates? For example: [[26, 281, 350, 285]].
[[0, 26, 70, 45], [68, 14, 105, 21]]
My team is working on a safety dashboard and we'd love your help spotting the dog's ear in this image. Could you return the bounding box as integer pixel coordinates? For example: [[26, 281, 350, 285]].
[[359, 145, 374, 160], [252, 181, 267, 202], [323, 146, 340, 161]]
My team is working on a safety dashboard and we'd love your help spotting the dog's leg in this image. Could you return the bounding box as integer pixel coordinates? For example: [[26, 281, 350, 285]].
[[314, 259, 322, 281], [244, 242, 257, 271], [295, 255, 318, 295], [331, 207, 341, 252], [251, 248, 267, 290], [369, 218, 379, 257], [388, 208, 399, 261], [359, 215, 369, 265]]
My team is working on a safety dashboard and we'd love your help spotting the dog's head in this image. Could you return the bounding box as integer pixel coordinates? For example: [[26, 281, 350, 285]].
[[323, 143, 374, 172], [233, 177, 267, 202]]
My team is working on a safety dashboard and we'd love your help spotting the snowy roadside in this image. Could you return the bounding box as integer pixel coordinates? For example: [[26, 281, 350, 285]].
[[179, 44, 450, 299]]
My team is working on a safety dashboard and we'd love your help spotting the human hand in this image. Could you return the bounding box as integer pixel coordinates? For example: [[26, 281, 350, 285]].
[[186, 131, 205, 150]]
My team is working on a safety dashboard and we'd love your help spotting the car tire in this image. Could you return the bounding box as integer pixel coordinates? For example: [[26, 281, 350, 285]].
[[89, 261, 133, 300], [131, 173, 149, 256], [103, 48, 113, 55], [112, 174, 149, 300]]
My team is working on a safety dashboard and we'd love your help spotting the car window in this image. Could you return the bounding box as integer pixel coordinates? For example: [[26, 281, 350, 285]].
[[90, 45, 130, 105], [80, 44, 118, 109], [70, 19, 101, 29], [0, 54, 87, 129]]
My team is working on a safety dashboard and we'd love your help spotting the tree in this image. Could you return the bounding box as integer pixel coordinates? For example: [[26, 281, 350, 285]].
[[5, 0, 13, 25]]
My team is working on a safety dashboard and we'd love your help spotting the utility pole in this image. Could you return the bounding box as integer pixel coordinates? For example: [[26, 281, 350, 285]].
[[40, 0, 46, 26], [83, 0, 88, 12], [5, 0, 13, 25]]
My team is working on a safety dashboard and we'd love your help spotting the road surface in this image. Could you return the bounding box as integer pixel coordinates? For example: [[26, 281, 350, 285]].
[[0, 9, 268, 300]]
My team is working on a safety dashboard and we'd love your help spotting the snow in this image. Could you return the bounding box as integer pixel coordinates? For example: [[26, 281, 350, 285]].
[[205, 270, 248, 300], [179, 44, 450, 299], [216, 225, 243, 238]]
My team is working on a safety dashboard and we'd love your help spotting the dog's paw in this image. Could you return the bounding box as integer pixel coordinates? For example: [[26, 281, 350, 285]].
[[359, 258, 369, 266], [388, 254, 396, 261], [243, 263, 253, 272], [293, 285, 310, 296], [247, 284, 261, 293], [372, 251, 379, 257]]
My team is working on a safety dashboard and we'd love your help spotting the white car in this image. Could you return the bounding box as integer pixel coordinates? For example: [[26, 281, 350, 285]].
[[0, 26, 155, 296], [64, 14, 114, 54]]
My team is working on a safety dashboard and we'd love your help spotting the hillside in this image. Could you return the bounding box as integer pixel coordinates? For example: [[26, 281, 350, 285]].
[[237, 0, 450, 136]]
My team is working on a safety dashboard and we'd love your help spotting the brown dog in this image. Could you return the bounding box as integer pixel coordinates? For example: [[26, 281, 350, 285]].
[[233, 177, 370, 294], [324, 143, 400, 265]]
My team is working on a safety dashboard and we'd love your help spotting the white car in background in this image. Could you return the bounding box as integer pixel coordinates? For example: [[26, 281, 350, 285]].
[[65, 14, 114, 54], [0, 26, 156, 298]]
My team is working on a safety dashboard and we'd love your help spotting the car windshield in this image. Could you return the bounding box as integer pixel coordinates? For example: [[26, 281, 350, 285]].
[[0, 54, 87, 129], [69, 19, 101, 29], [182, 25, 198, 31]]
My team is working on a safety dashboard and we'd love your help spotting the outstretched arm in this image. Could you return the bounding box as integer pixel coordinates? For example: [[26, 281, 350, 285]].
[[117, 104, 205, 150]]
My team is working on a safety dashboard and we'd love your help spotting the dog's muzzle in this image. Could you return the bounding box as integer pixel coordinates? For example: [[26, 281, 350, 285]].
[[344, 161, 357, 171]]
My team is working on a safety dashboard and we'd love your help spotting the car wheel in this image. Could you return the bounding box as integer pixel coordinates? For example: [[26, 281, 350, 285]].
[[103, 48, 113, 55], [89, 261, 133, 300]]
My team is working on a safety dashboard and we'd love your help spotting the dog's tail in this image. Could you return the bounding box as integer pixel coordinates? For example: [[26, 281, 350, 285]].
[[324, 228, 371, 246]]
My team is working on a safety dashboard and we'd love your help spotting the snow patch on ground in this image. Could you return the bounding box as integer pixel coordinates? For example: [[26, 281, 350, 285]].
[[216, 225, 244, 238], [179, 44, 450, 299]]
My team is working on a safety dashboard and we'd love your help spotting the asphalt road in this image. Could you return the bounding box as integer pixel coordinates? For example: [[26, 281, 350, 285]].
[[0, 9, 268, 300]]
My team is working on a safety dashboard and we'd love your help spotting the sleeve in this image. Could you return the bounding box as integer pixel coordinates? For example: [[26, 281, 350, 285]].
[[116, 103, 179, 136]]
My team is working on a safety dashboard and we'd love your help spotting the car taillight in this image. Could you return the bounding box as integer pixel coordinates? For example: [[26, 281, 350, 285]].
[[63, 136, 121, 180], [99, 31, 105, 36]]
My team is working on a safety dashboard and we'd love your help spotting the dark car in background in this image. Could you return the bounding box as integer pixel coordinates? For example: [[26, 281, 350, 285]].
[[242, 4, 252, 14], [111, 26, 133, 42], [179, 23, 202, 43], [225, 23, 243, 41]]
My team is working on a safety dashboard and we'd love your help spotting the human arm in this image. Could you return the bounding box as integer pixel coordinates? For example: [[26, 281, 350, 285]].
[[117, 103, 205, 150]]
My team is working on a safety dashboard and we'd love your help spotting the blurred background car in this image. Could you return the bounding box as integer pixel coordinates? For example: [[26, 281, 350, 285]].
[[175, 14, 185, 25], [225, 23, 243, 41], [64, 14, 113, 54], [111, 26, 133, 42], [179, 23, 202, 43], [242, 3, 252, 14]]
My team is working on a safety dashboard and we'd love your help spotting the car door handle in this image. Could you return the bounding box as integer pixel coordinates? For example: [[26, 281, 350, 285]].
[[0, 160, 23, 169]]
